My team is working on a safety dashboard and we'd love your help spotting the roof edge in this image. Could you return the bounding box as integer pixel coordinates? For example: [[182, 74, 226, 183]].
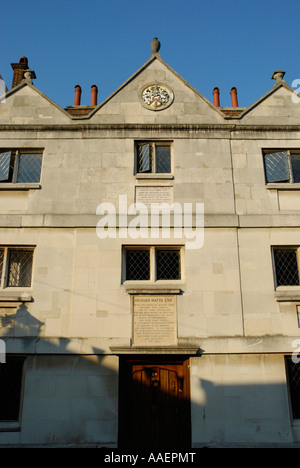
[[83, 53, 225, 120]]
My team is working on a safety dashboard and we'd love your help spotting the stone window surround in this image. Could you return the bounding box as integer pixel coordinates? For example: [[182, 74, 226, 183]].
[[134, 140, 173, 177], [0, 149, 43, 186], [0, 246, 35, 292], [122, 245, 185, 285], [273, 246, 300, 302]]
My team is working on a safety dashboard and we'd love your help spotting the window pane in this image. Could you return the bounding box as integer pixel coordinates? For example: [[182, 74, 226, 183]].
[[0, 249, 4, 283], [264, 151, 290, 183], [156, 146, 171, 173], [0, 151, 12, 182], [126, 249, 150, 280], [286, 357, 300, 419], [17, 153, 42, 183], [156, 249, 181, 280], [0, 357, 25, 421], [137, 144, 151, 173], [291, 154, 300, 183], [8, 250, 33, 287], [274, 249, 299, 286]]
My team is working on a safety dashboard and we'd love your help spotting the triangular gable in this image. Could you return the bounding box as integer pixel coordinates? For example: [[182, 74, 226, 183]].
[[238, 81, 300, 124], [88, 54, 225, 124], [0, 81, 72, 124]]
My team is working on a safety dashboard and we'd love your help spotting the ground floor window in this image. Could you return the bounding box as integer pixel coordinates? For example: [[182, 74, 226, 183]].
[[286, 356, 300, 419], [0, 356, 25, 421]]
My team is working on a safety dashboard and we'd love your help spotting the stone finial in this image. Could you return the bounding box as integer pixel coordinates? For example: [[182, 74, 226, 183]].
[[151, 37, 161, 54], [272, 69, 286, 83], [22, 69, 36, 85]]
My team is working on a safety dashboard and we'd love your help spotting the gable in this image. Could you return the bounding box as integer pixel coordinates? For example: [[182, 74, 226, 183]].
[[240, 85, 300, 125], [0, 84, 71, 125], [90, 57, 224, 125]]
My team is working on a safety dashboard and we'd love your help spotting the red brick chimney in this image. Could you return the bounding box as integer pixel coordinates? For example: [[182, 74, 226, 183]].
[[11, 56, 29, 88]]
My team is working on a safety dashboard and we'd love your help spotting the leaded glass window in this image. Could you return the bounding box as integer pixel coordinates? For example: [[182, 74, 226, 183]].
[[136, 142, 171, 174], [273, 248, 300, 287], [126, 249, 150, 281], [7, 250, 33, 287], [156, 249, 181, 280], [0, 150, 42, 184], [264, 150, 300, 184], [0, 247, 34, 288], [124, 246, 182, 282]]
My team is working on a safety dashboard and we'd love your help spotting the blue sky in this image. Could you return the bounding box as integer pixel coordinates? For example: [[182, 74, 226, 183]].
[[0, 0, 298, 109]]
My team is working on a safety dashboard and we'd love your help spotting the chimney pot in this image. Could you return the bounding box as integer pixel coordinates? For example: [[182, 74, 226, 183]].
[[213, 87, 220, 107], [74, 85, 82, 106], [91, 85, 98, 106], [230, 87, 238, 107]]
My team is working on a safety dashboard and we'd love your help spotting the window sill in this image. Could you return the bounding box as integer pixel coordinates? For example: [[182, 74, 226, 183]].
[[124, 282, 184, 294], [0, 421, 21, 432], [135, 174, 174, 180], [266, 183, 300, 190], [275, 287, 300, 302], [0, 183, 41, 190], [0, 291, 33, 302]]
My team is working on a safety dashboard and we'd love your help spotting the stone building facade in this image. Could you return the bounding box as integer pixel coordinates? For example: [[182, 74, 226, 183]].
[[0, 42, 300, 447]]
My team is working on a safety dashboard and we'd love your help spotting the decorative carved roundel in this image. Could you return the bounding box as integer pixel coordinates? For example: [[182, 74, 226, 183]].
[[141, 84, 174, 110]]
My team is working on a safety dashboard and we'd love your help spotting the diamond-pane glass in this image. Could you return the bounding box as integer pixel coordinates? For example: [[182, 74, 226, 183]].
[[156, 249, 181, 280], [274, 249, 299, 286], [291, 154, 300, 183], [0, 249, 4, 283], [264, 151, 290, 183], [0, 357, 25, 421], [126, 249, 150, 280], [286, 357, 300, 419], [8, 250, 33, 287], [156, 146, 171, 173], [17, 153, 42, 183], [137, 144, 151, 173], [0, 151, 12, 182]]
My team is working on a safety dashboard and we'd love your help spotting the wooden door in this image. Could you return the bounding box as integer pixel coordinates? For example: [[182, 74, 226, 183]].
[[119, 357, 191, 448]]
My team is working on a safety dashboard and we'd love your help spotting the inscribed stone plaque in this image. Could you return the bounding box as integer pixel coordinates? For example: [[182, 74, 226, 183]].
[[135, 186, 174, 206], [133, 295, 177, 346]]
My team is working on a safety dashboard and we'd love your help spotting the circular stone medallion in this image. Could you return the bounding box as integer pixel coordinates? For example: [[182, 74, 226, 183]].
[[141, 84, 174, 110]]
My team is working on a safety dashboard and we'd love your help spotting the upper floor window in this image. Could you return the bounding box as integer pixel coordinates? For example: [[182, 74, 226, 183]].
[[123, 246, 182, 282], [0, 150, 43, 184], [136, 142, 171, 174], [0, 247, 34, 288], [263, 150, 300, 184], [273, 247, 300, 287]]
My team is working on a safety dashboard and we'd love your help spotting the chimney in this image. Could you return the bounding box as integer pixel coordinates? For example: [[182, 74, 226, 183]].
[[91, 85, 98, 106], [74, 85, 82, 106], [11, 56, 28, 88], [213, 87, 220, 107], [230, 87, 238, 107]]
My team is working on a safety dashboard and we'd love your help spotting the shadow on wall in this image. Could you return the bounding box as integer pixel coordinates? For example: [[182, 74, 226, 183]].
[[0, 305, 295, 448], [191, 377, 293, 446]]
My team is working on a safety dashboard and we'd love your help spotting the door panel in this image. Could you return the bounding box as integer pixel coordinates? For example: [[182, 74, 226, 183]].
[[119, 357, 191, 448]]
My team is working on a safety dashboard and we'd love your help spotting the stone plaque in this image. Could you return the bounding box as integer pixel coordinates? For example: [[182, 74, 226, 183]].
[[133, 295, 177, 346], [135, 186, 174, 206]]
